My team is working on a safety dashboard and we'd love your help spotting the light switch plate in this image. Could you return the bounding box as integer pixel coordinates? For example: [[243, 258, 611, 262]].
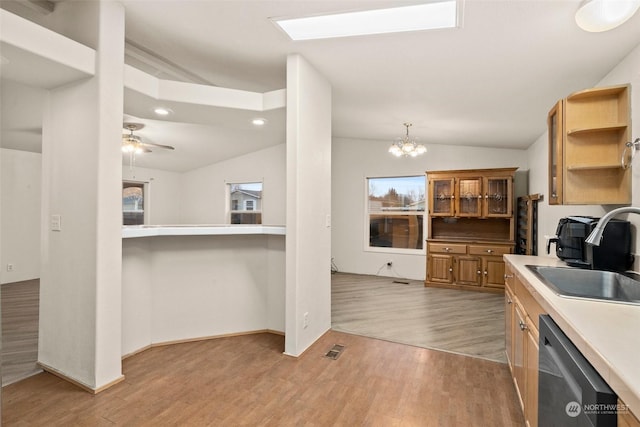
[[51, 214, 61, 231]]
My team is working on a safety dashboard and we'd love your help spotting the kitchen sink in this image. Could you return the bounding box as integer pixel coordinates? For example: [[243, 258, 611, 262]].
[[526, 265, 640, 305]]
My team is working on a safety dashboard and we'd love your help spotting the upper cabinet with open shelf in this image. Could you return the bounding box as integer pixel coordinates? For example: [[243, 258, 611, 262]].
[[548, 84, 631, 205]]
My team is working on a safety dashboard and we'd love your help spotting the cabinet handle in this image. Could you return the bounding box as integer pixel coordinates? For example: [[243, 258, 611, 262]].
[[504, 274, 514, 279], [519, 321, 527, 331], [486, 249, 494, 254]]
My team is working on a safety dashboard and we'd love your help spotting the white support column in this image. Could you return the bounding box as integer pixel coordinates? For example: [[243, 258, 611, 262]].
[[38, 0, 124, 391], [284, 54, 332, 356]]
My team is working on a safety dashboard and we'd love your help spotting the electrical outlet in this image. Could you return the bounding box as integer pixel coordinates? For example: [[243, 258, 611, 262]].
[[303, 312, 309, 329], [7, 263, 14, 272]]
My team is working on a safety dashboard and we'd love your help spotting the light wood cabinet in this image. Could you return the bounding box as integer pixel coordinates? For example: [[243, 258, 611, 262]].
[[548, 84, 631, 205], [619, 399, 640, 427], [426, 168, 516, 293], [426, 241, 512, 292], [505, 261, 544, 427]]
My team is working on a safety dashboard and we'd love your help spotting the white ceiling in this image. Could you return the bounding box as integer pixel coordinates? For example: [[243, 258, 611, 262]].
[[2, 0, 640, 172]]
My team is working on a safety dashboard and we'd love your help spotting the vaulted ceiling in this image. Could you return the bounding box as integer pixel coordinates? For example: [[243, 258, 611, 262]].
[[2, 0, 640, 172]]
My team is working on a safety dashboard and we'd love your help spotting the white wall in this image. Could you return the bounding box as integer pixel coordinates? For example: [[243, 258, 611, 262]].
[[122, 234, 285, 356], [38, 1, 124, 390], [528, 41, 640, 271], [122, 166, 182, 225], [180, 144, 285, 225], [285, 54, 332, 356], [1, 149, 41, 284], [331, 138, 529, 280]]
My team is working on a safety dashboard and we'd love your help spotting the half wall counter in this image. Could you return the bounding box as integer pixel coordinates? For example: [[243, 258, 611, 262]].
[[122, 225, 286, 357]]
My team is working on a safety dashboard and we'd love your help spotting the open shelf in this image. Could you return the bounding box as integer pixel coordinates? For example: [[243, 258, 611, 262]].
[[567, 123, 627, 136]]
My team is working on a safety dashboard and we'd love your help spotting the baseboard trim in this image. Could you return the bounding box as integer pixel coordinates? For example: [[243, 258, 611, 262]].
[[122, 329, 285, 360], [37, 362, 125, 394]]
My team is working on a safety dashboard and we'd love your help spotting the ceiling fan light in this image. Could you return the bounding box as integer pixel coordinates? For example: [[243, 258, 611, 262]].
[[575, 0, 640, 32]]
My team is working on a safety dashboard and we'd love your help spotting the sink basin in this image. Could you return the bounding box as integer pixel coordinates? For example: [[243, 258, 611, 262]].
[[526, 265, 640, 305]]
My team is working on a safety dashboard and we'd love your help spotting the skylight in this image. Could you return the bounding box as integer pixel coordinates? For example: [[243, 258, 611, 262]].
[[273, 1, 459, 41]]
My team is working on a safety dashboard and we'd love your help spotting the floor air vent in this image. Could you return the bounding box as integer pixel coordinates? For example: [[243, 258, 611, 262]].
[[325, 344, 345, 360]]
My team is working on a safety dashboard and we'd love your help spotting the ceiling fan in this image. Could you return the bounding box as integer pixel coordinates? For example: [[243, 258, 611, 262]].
[[122, 123, 175, 154]]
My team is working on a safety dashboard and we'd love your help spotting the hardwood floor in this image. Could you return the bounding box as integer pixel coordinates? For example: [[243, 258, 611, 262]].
[[1, 280, 41, 386], [332, 273, 507, 363], [3, 331, 524, 426], [1, 274, 523, 425]]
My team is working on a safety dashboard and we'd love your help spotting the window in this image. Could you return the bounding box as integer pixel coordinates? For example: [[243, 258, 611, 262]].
[[229, 182, 262, 224], [367, 176, 425, 250], [123, 182, 145, 225]]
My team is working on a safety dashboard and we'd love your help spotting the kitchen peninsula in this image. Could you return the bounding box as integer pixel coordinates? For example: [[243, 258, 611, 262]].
[[122, 225, 286, 357]]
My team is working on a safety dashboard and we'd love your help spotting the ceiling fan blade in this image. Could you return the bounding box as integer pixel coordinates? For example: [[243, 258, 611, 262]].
[[139, 141, 175, 150]]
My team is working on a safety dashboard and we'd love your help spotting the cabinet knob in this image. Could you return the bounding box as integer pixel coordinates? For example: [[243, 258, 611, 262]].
[[444, 247, 451, 252], [486, 249, 494, 254], [507, 298, 513, 304], [477, 270, 482, 275], [483, 271, 488, 276], [448, 268, 453, 272], [519, 321, 527, 331]]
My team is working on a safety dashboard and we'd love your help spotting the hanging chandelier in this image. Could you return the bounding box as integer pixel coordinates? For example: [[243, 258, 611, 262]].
[[388, 123, 427, 157]]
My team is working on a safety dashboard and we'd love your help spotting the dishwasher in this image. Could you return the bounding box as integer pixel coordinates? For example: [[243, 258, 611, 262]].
[[538, 315, 617, 426]]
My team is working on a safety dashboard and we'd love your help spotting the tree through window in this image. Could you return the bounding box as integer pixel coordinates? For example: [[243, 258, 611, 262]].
[[368, 176, 425, 250]]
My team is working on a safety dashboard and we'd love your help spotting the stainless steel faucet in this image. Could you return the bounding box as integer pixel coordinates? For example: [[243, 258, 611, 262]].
[[585, 206, 640, 246]]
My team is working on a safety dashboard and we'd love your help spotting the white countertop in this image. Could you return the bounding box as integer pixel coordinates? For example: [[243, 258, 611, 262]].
[[505, 254, 640, 417], [122, 225, 286, 239]]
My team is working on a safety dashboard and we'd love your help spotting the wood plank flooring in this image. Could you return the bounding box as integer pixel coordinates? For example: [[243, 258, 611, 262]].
[[1, 280, 41, 386], [332, 273, 507, 363], [3, 330, 524, 426]]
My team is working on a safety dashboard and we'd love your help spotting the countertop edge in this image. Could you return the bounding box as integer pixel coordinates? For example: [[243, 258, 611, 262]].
[[122, 225, 286, 239]]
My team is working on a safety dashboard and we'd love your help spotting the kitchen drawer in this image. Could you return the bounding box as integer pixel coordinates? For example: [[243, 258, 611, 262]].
[[515, 276, 545, 331], [468, 244, 512, 256], [428, 243, 467, 254]]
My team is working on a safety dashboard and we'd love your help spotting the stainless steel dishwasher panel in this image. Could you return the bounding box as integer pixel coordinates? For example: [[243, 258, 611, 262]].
[[538, 315, 617, 426]]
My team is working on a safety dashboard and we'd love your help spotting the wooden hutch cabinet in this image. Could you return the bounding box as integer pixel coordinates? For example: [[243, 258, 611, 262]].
[[425, 168, 516, 293], [548, 84, 631, 205]]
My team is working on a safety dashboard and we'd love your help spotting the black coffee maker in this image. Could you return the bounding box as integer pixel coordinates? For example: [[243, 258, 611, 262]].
[[547, 216, 634, 271]]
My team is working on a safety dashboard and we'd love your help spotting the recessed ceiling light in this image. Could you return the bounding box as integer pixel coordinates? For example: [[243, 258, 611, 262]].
[[252, 118, 268, 126], [154, 107, 171, 116], [272, 1, 459, 41]]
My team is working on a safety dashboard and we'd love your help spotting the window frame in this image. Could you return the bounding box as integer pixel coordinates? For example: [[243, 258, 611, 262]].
[[227, 181, 263, 225], [122, 180, 149, 225], [364, 175, 426, 255]]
